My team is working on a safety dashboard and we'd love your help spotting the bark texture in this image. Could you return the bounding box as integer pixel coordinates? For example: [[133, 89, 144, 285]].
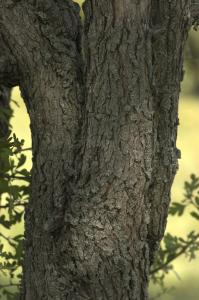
[[191, 0, 199, 25], [0, 0, 194, 299], [0, 86, 11, 137]]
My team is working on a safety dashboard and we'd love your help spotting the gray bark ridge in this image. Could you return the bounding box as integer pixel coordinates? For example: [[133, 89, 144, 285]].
[[0, 0, 192, 299]]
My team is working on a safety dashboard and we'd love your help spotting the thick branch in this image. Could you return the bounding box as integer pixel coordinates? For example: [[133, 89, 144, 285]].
[[147, 0, 191, 263], [191, 1, 199, 24], [0, 1, 84, 298], [76, 1, 154, 298]]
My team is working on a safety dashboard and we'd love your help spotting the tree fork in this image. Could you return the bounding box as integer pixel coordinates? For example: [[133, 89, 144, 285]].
[[0, 0, 194, 299]]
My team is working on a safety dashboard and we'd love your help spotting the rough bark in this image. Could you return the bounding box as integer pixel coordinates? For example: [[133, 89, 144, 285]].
[[0, 86, 11, 137], [191, 0, 199, 25], [0, 0, 194, 299], [147, 0, 191, 260]]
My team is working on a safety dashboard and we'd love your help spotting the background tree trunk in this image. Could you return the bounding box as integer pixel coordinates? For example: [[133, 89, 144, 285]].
[[0, 0, 195, 299]]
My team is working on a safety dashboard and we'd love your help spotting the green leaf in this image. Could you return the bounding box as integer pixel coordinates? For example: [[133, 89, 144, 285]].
[[190, 211, 199, 220], [164, 233, 179, 252], [169, 202, 185, 216], [17, 154, 26, 168], [195, 197, 199, 207], [8, 185, 21, 200], [0, 216, 11, 229]]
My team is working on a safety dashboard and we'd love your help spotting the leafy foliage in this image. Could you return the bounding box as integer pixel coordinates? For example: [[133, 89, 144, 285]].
[[0, 104, 31, 299], [150, 174, 199, 297]]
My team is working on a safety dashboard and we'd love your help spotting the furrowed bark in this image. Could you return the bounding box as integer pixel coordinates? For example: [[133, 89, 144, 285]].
[[74, 1, 153, 299], [0, 86, 11, 137], [0, 0, 192, 299], [0, 34, 16, 137], [0, 1, 83, 299], [147, 0, 192, 262], [191, 0, 199, 24]]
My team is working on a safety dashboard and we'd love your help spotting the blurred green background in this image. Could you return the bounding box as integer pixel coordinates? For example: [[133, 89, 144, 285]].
[[0, 7, 199, 300]]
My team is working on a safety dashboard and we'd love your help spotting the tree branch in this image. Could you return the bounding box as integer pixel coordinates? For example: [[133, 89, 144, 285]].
[[150, 233, 199, 275], [147, 0, 191, 264], [191, 1, 199, 24], [13, 147, 32, 154], [0, 2, 85, 297], [0, 174, 30, 181], [0, 203, 26, 209]]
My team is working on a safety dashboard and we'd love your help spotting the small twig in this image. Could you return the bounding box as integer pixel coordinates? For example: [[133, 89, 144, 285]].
[[13, 147, 32, 154], [0, 232, 16, 244], [150, 287, 174, 300], [190, 199, 199, 210], [191, 2, 199, 24], [150, 233, 199, 275], [0, 174, 30, 181], [0, 203, 26, 209]]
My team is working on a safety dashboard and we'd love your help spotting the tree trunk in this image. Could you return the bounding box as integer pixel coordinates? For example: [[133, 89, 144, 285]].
[[0, 0, 195, 299]]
